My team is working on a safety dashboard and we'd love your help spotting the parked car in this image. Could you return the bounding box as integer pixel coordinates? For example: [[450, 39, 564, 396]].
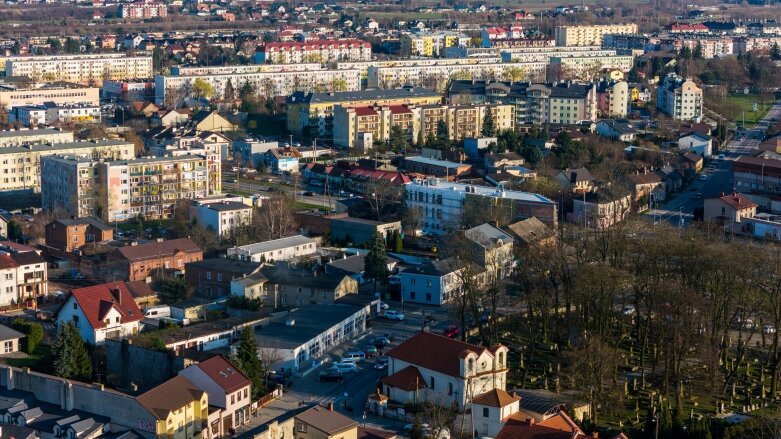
[[303, 191, 314, 196], [267, 372, 287, 385], [342, 351, 366, 363], [442, 325, 459, 338], [364, 345, 378, 357], [379, 302, 390, 310], [374, 357, 389, 370], [384, 310, 405, 321], [622, 305, 636, 316], [719, 154, 726, 160], [699, 174, 708, 181], [764, 324, 776, 334], [374, 336, 391, 347], [319, 369, 344, 382], [332, 361, 358, 373]]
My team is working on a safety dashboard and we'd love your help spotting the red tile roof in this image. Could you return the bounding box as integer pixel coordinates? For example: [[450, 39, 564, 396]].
[[137, 375, 205, 420], [0, 254, 17, 270], [472, 389, 520, 407], [114, 238, 201, 262], [354, 106, 378, 117], [386, 332, 501, 378], [69, 282, 143, 330], [388, 105, 412, 114], [714, 193, 757, 211], [382, 365, 426, 391], [196, 355, 250, 393], [495, 419, 585, 439], [260, 38, 370, 52]]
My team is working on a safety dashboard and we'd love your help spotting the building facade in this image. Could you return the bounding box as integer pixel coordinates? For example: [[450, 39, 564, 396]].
[[0, 82, 99, 109], [6, 54, 153, 85], [255, 39, 371, 64], [554, 24, 638, 46], [657, 73, 703, 121]]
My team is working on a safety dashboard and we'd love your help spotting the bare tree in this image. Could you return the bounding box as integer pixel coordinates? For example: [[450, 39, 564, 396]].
[[254, 193, 297, 241]]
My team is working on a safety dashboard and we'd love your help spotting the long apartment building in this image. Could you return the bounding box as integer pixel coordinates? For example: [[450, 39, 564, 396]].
[[118, 1, 167, 18], [41, 154, 213, 222], [367, 61, 547, 92], [254, 39, 372, 64], [6, 54, 153, 85], [400, 31, 471, 57], [448, 80, 597, 126], [0, 128, 74, 147], [499, 46, 619, 63], [333, 102, 514, 148], [554, 24, 638, 46], [550, 54, 635, 79], [0, 139, 134, 193], [333, 57, 508, 79], [286, 87, 442, 138], [404, 177, 557, 235], [656, 73, 703, 121], [154, 66, 361, 105], [0, 80, 99, 109]]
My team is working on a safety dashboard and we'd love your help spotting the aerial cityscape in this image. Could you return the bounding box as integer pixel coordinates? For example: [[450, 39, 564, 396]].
[[0, 0, 779, 438]]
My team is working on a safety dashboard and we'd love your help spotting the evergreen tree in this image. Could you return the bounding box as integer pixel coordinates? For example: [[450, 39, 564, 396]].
[[679, 46, 693, 60], [482, 110, 495, 137], [52, 322, 92, 381], [437, 120, 449, 139], [224, 79, 236, 100], [364, 233, 389, 293], [153, 47, 166, 72], [234, 327, 263, 396], [64, 37, 81, 54], [239, 81, 255, 100], [393, 229, 403, 252], [693, 42, 703, 59], [158, 277, 189, 304], [12, 319, 43, 354], [772, 43, 781, 61]]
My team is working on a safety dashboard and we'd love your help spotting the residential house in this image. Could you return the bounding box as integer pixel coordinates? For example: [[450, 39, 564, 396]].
[[656, 73, 703, 121], [227, 235, 317, 263], [230, 271, 269, 302], [0, 252, 47, 308], [680, 152, 703, 173], [571, 185, 632, 228], [383, 331, 509, 408], [154, 109, 191, 127], [136, 375, 210, 439], [259, 264, 359, 308], [294, 405, 358, 439], [484, 152, 524, 172], [126, 280, 158, 308], [191, 110, 233, 133], [325, 253, 399, 285], [178, 355, 251, 436], [44, 217, 114, 253], [185, 258, 262, 299], [293, 210, 350, 235], [704, 193, 757, 232], [505, 217, 556, 247], [554, 168, 595, 193], [0, 216, 7, 238], [55, 282, 143, 344], [399, 257, 486, 306], [462, 223, 514, 278], [678, 132, 713, 157], [471, 389, 521, 438], [330, 218, 402, 246], [265, 146, 302, 173], [629, 172, 665, 204], [105, 238, 203, 282], [189, 199, 253, 237], [0, 324, 25, 355], [596, 119, 637, 142]]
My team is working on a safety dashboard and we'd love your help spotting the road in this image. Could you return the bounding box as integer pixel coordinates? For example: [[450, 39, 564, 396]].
[[645, 158, 733, 227], [221, 171, 336, 209], [726, 100, 781, 155]]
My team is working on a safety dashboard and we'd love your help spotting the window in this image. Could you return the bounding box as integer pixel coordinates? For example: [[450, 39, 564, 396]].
[[231, 394, 235, 404], [483, 407, 489, 418], [296, 423, 307, 433], [426, 293, 432, 302], [4, 341, 12, 353], [244, 388, 248, 399], [217, 273, 223, 281], [430, 376, 435, 389], [498, 352, 505, 367], [410, 291, 416, 300], [448, 382, 453, 395], [206, 272, 212, 280], [73, 303, 78, 310]]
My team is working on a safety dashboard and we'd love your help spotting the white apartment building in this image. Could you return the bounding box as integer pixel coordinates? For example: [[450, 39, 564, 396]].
[[0, 139, 134, 193], [41, 154, 213, 222], [554, 24, 638, 46], [227, 235, 317, 263], [333, 57, 507, 80], [499, 46, 618, 63], [254, 39, 372, 64], [656, 73, 703, 121], [10, 102, 101, 126], [550, 54, 635, 79], [0, 81, 99, 109], [0, 251, 48, 307], [155, 67, 361, 105], [6, 54, 153, 85], [118, 2, 167, 18], [189, 198, 253, 237], [367, 61, 547, 92], [403, 178, 557, 235], [0, 129, 74, 147]]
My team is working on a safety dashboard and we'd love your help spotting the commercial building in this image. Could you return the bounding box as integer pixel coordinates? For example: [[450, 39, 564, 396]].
[[403, 156, 472, 180], [0, 139, 134, 193], [733, 156, 781, 196], [264, 146, 302, 173], [404, 178, 557, 235], [286, 88, 441, 138], [227, 236, 316, 264], [0, 128, 74, 147], [155, 66, 361, 106], [6, 54, 153, 85], [554, 24, 638, 46], [367, 61, 547, 91], [549, 54, 635, 79], [101, 79, 155, 102], [330, 217, 401, 245], [41, 154, 215, 223], [189, 198, 253, 237], [400, 31, 470, 57], [105, 238, 203, 282], [10, 102, 101, 126], [656, 73, 703, 121], [254, 39, 371, 64], [118, 1, 167, 18], [0, 80, 99, 109]]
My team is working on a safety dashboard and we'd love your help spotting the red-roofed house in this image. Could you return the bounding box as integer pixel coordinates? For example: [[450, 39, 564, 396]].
[[704, 193, 757, 232], [55, 282, 143, 344], [472, 389, 521, 437], [383, 331, 509, 408], [179, 355, 251, 435], [666, 23, 709, 33], [0, 251, 48, 308], [105, 238, 203, 281]]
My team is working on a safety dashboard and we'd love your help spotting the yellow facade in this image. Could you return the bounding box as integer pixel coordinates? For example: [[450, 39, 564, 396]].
[[155, 396, 209, 438]]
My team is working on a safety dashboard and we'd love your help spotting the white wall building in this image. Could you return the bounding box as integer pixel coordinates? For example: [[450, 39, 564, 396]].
[[226, 235, 317, 263], [55, 282, 143, 345], [190, 198, 253, 237], [6, 54, 153, 85]]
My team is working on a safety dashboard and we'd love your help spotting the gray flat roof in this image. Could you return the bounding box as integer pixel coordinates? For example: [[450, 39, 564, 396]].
[[204, 201, 252, 212], [0, 129, 71, 138], [404, 156, 467, 169], [232, 235, 315, 255], [254, 304, 364, 350], [409, 179, 554, 204], [0, 139, 131, 155]]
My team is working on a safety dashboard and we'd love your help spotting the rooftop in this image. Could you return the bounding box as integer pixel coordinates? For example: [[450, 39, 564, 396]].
[[254, 305, 364, 350], [0, 139, 132, 155], [186, 258, 262, 275], [287, 87, 439, 105], [386, 331, 502, 378], [113, 238, 201, 261], [230, 235, 316, 256], [136, 375, 205, 420], [296, 405, 357, 435], [194, 355, 250, 394], [410, 178, 554, 204], [404, 156, 468, 170]]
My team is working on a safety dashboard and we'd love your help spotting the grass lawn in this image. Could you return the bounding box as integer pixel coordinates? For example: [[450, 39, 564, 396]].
[[723, 94, 773, 126]]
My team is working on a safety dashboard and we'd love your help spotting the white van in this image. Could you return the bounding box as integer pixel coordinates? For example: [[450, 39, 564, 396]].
[[342, 351, 366, 363], [143, 305, 171, 319]]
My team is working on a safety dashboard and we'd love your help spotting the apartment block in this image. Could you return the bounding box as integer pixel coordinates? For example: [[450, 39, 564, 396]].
[[0, 251, 48, 307], [499, 46, 618, 63], [333, 57, 507, 80], [6, 54, 153, 85], [554, 24, 638, 46], [0, 128, 74, 147], [254, 39, 372, 64], [0, 80, 99, 109], [41, 154, 213, 222], [190, 198, 253, 237], [404, 178, 557, 235], [367, 61, 547, 91], [155, 67, 361, 106], [0, 139, 134, 193], [10, 102, 101, 126], [400, 31, 470, 57], [286, 87, 442, 138], [118, 1, 167, 18], [549, 54, 635, 79], [656, 73, 703, 121]]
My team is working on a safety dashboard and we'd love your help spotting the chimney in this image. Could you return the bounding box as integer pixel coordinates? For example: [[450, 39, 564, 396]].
[[110, 286, 122, 305], [328, 402, 334, 411]]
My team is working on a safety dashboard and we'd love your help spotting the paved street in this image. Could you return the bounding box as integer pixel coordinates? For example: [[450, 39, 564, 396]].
[[221, 172, 336, 209], [726, 100, 781, 155]]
